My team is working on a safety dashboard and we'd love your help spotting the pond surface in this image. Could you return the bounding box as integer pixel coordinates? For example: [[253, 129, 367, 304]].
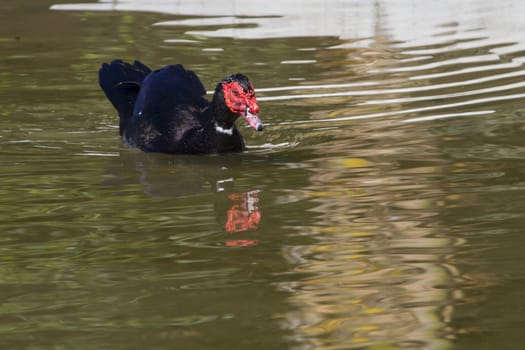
[[2, 0, 525, 349]]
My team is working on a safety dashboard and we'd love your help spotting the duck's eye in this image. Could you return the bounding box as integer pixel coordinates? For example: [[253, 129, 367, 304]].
[[232, 90, 239, 96]]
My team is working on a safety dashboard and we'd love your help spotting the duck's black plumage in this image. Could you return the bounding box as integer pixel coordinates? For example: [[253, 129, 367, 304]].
[[98, 60, 263, 154]]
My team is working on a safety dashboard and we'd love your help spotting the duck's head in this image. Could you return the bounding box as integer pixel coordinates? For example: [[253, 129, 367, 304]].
[[213, 73, 263, 132]]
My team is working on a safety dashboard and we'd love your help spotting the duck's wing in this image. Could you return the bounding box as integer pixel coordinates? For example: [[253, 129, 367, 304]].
[[98, 60, 152, 134], [133, 64, 209, 123]]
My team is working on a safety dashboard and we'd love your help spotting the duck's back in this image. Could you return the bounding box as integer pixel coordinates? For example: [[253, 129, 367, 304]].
[[124, 64, 213, 153], [133, 64, 208, 119]]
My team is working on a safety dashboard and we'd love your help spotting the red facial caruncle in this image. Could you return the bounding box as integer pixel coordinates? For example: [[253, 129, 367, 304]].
[[222, 81, 264, 131]]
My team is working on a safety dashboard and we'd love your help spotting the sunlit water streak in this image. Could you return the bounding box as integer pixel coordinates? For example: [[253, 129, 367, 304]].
[[201, 46, 525, 126]]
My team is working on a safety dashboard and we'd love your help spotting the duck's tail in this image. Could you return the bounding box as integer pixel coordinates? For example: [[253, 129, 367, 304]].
[[98, 60, 151, 135]]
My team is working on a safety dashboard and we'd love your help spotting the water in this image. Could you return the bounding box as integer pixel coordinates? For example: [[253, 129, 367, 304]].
[[2, 0, 525, 349]]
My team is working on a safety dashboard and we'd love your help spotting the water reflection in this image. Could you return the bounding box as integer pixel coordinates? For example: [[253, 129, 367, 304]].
[[103, 151, 264, 244], [224, 190, 261, 233], [51, 0, 525, 45], [276, 131, 455, 349]]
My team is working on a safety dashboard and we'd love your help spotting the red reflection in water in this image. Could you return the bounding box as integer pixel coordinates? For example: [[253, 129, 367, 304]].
[[225, 239, 259, 247], [224, 190, 261, 247]]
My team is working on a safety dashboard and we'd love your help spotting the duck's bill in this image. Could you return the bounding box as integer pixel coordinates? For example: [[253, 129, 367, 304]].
[[242, 108, 264, 131]]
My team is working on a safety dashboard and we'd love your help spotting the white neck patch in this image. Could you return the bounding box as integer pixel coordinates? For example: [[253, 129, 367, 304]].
[[215, 122, 234, 136]]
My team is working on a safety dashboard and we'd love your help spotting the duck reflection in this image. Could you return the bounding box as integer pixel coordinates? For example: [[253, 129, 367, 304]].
[[223, 190, 261, 247], [103, 150, 262, 244], [224, 190, 261, 233]]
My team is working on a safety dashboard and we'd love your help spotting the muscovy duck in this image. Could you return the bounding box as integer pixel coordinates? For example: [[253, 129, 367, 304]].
[[98, 60, 263, 154]]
